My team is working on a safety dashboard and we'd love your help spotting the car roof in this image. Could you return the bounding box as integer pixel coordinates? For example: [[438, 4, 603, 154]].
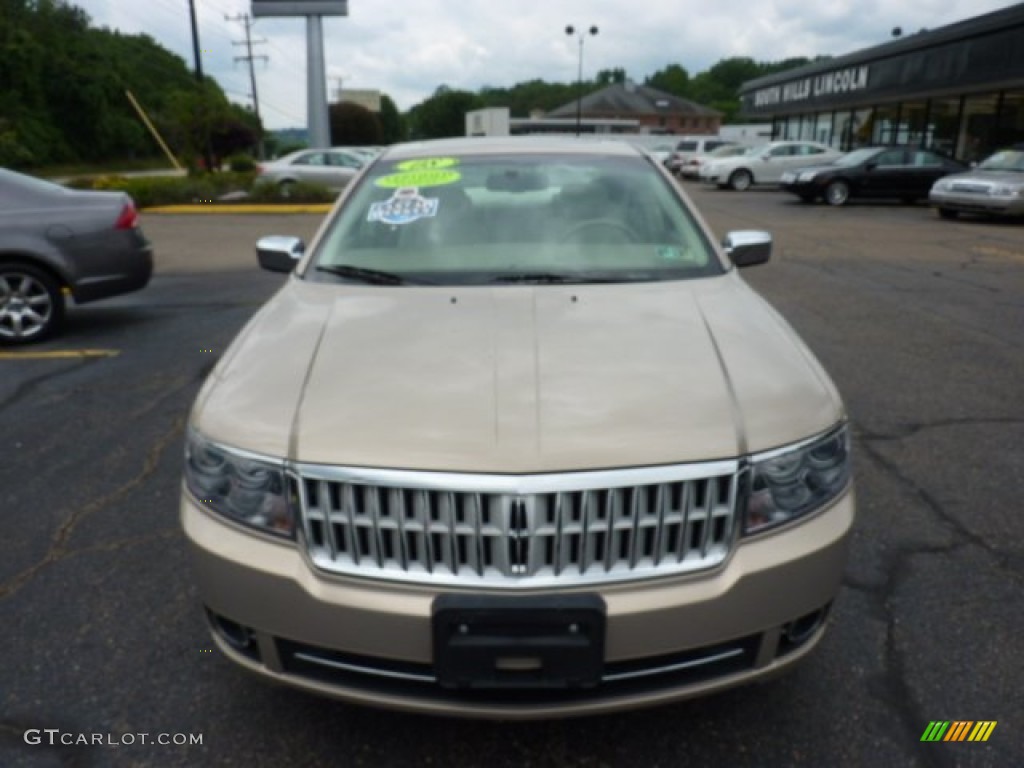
[[379, 136, 644, 162]]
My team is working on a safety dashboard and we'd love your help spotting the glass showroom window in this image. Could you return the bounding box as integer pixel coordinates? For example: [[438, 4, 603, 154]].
[[800, 113, 816, 141], [815, 112, 835, 147], [960, 93, 1001, 162], [926, 97, 963, 158], [872, 104, 899, 145], [896, 102, 928, 146], [850, 108, 874, 149], [993, 91, 1024, 147]]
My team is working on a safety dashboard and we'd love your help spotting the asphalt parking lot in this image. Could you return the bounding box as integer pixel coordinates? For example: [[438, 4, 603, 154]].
[[1, 183, 1022, 767]]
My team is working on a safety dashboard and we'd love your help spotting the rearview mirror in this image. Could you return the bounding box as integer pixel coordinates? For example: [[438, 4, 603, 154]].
[[257, 235, 305, 273], [723, 230, 772, 268]]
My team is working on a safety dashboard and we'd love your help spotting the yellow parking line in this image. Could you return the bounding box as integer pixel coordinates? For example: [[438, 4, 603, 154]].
[[143, 204, 333, 214], [0, 349, 120, 360]]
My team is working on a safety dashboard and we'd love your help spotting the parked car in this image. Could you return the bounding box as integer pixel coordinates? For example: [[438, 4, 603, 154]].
[[0, 168, 152, 344], [779, 146, 967, 206], [256, 148, 366, 194], [182, 137, 854, 719], [701, 141, 842, 190], [929, 144, 1024, 219], [678, 144, 750, 180], [664, 136, 735, 175]]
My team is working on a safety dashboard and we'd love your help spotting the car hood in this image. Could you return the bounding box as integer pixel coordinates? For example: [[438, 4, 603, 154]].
[[193, 273, 843, 472], [940, 169, 1024, 185]]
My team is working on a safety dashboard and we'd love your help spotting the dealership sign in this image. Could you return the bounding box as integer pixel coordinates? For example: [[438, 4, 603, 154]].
[[252, 1, 348, 16], [753, 66, 870, 107]]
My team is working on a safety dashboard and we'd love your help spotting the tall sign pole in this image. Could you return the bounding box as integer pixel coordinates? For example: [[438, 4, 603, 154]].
[[252, 2, 348, 148], [307, 15, 329, 147]]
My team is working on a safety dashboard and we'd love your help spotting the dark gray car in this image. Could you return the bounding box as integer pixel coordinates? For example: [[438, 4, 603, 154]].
[[0, 168, 153, 344]]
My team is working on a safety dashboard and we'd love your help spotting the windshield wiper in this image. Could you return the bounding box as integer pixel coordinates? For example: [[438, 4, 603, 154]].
[[316, 264, 434, 285], [491, 272, 619, 284]]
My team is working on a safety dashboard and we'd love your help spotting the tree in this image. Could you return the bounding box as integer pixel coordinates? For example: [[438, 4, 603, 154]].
[[406, 86, 484, 140], [377, 94, 405, 144], [329, 101, 383, 145], [0, 0, 253, 167], [645, 64, 690, 98], [595, 68, 627, 86]]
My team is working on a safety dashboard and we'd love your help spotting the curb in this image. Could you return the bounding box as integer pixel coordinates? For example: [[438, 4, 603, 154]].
[[142, 204, 333, 214]]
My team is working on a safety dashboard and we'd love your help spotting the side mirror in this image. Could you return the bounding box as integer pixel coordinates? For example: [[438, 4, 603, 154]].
[[865, 161, 877, 171], [723, 230, 772, 268], [257, 235, 305, 273]]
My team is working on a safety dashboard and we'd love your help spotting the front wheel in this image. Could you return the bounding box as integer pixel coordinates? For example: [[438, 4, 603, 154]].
[[0, 262, 65, 345], [728, 169, 753, 191], [825, 180, 850, 206]]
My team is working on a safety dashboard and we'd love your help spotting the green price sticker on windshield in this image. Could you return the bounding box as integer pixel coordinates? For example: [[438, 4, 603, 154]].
[[396, 157, 459, 172], [375, 169, 461, 188]]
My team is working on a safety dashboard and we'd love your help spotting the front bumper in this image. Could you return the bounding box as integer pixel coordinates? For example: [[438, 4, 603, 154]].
[[929, 191, 1024, 217], [182, 487, 854, 718]]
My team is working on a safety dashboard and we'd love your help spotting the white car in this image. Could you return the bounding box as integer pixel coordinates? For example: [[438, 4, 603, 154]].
[[701, 141, 842, 191], [679, 144, 750, 180], [664, 137, 736, 175]]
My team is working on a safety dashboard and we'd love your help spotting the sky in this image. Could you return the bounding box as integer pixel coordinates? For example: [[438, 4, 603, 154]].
[[71, 0, 1020, 130]]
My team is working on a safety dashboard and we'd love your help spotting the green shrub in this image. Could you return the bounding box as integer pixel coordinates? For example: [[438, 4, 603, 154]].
[[55, 170, 329, 207], [248, 179, 336, 204], [227, 153, 257, 173]]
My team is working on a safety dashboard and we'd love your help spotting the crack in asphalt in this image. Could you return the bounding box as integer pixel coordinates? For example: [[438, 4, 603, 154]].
[[857, 416, 1024, 442], [0, 357, 103, 413], [0, 415, 185, 601], [843, 428, 1015, 767]]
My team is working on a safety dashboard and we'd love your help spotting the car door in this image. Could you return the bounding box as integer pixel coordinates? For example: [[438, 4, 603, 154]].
[[326, 150, 364, 190], [289, 151, 336, 186], [908, 150, 958, 197], [858, 148, 911, 198], [757, 145, 797, 183], [787, 144, 835, 178]]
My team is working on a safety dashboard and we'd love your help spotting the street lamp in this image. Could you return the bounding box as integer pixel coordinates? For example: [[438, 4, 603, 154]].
[[565, 24, 598, 137]]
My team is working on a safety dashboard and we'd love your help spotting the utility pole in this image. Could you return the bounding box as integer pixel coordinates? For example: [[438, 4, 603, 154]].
[[187, 0, 215, 171], [227, 13, 268, 158]]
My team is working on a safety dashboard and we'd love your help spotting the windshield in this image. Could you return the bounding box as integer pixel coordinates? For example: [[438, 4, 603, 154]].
[[977, 149, 1024, 172], [310, 152, 722, 286], [833, 148, 882, 167], [708, 145, 743, 158]]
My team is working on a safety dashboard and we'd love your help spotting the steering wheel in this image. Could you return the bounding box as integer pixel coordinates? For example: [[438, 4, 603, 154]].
[[559, 218, 639, 244]]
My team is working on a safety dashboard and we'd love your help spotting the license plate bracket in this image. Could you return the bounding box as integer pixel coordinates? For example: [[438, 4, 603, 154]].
[[432, 594, 606, 690]]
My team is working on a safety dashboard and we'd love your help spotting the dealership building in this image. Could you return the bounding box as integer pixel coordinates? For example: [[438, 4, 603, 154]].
[[738, 4, 1024, 162]]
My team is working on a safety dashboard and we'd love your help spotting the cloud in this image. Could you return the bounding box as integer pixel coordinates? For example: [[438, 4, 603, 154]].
[[70, 0, 1019, 129]]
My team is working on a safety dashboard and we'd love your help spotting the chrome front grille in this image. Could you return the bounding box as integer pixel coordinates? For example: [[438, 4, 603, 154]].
[[295, 462, 741, 587], [950, 182, 991, 194]]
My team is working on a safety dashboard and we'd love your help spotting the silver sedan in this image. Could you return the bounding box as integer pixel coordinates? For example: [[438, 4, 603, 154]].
[[929, 145, 1024, 219], [255, 148, 366, 194], [0, 168, 152, 344]]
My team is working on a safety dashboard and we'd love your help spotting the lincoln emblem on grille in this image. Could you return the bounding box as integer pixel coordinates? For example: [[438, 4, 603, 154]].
[[509, 497, 529, 575]]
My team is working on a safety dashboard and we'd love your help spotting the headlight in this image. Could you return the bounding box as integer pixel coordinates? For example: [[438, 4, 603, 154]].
[[931, 180, 949, 192], [743, 425, 851, 535], [184, 428, 296, 537], [990, 185, 1015, 197], [798, 171, 818, 182]]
